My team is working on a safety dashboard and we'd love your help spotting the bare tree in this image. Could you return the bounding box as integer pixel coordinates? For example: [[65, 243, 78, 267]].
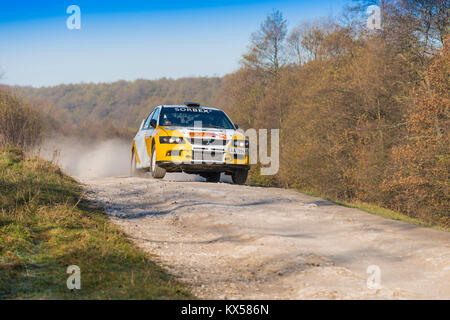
[[287, 19, 336, 65], [405, 0, 449, 50], [287, 24, 308, 65], [243, 10, 288, 71], [349, 0, 449, 52]]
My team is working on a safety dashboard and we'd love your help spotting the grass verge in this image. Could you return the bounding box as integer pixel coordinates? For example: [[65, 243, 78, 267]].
[[0, 146, 193, 299], [300, 189, 449, 232]]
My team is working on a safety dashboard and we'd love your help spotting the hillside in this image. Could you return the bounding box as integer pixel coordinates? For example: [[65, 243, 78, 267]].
[[17, 77, 222, 129]]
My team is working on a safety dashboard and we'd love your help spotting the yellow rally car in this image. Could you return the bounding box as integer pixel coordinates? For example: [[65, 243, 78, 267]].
[[131, 102, 249, 184]]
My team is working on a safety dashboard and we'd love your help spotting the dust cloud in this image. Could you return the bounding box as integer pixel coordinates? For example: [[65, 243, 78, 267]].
[[36, 137, 232, 182], [37, 138, 131, 178]]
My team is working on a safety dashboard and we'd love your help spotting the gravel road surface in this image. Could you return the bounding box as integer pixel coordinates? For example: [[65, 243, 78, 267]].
[[81, 175, 450, 299]]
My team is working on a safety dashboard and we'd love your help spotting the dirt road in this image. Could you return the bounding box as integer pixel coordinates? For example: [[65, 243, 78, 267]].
[[81, 175, 450, 299]]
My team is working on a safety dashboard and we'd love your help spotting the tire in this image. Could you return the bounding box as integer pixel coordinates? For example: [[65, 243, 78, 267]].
[[204, 172, 221, 183], [150, 144, 166, 179], [232, 169, 248, 185]]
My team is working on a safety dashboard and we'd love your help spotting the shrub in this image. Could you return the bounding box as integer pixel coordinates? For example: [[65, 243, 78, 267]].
[[0, 89, 43, 151]]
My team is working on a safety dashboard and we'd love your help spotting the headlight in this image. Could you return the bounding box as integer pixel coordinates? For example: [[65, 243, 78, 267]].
[[233, 139, 249, 148], [159, 136, 185, 144]]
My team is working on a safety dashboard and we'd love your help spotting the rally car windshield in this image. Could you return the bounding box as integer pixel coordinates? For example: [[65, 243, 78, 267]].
[[159, 107, 235, 129]]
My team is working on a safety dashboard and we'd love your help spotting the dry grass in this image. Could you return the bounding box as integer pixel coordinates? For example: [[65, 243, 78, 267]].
[[299, 188, 449, 232], [0, 146, 193, 299]]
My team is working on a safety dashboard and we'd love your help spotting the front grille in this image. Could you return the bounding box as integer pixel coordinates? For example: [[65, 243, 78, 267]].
[[188, 138, 229, 146], [192, 149, 225, 162]]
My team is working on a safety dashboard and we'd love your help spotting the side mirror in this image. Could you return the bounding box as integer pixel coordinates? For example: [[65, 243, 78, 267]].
[[150, 119, 157, 128], [234, 124, 239, 129]]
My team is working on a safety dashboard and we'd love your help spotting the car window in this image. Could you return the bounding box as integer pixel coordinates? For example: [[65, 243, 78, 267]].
[[151, 107, 160, 124], [143, 110, 155, 130], [159, 108, 234, 129]]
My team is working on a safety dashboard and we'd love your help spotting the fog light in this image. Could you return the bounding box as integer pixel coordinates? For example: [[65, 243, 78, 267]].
[[167, 150, 182, 157]]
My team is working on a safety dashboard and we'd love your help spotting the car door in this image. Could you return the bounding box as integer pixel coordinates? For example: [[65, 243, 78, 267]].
[[144, 107, 161, 158], [134, 110, 154, 169]]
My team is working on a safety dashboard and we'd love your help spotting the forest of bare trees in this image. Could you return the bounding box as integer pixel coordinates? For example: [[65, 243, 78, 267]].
[[220, 0, 449, 226]]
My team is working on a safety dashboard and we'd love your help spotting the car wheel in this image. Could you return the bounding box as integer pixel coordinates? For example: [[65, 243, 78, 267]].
[[150, 144, 166, 179], [231, 169, 248, 185], [204, 172, 221, 183]]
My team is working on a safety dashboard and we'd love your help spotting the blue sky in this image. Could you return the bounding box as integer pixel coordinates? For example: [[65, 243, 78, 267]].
[[0, 0, 349, 87]]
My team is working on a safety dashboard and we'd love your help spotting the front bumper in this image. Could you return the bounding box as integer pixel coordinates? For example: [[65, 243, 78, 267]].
[[157, 161, 249, 174], [156, 141, 249, 168]]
